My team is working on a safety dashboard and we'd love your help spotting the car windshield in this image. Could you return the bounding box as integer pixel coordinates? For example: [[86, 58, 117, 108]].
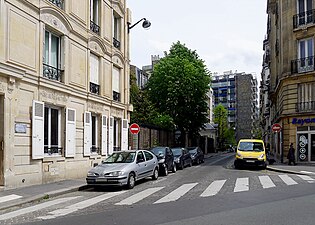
[[103, 152, 136, 163], [150, 147, 165, 156], [172, 148, 182, 156], [189, 149, 197, 154], [238, 142, 264, 152]]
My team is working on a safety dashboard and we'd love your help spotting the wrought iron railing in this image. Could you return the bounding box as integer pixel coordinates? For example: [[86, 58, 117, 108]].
[[90, 82, 100, 95], [113, 91, 120, 101], [43, 64, 62, 81], [90, 21, 100, 34], [48, 0, 64, 9], [90, 146, 100, 154], [113, 146, 121, 152], [291, 56, 315, 74], [113, 37, 120, 49], [293, 9, 315, 28], [296, 101, 315, 112], [44, 146, 62, 155]]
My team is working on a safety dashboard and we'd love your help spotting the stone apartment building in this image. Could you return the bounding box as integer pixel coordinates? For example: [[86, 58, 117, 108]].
[[0, 0, 132, 188], [261, 0, 315, 163]]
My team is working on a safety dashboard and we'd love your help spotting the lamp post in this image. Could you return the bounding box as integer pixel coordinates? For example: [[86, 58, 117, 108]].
[[128, 18, 151, 33]]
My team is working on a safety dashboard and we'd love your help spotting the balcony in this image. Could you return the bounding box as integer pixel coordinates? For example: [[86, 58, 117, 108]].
[[43, 64, 62, 81], [293, 10, 315, 29], [90, 146, 100, 154], [90, 21, 100, 35], [113, 91, 120, 101], [113, 37, 120, 49], [90, 82, 100, 95], [48, 0, 64, 9], [296, 101, 315, 112], [291, 56, 314, 74], [44, 146, 62, 155]]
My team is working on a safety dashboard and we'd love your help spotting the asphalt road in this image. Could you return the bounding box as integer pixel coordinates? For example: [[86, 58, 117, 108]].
[[2, 153, 315, 225]]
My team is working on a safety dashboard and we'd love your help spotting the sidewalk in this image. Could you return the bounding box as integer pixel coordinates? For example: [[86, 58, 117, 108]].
[[267, 160, 315, 175]]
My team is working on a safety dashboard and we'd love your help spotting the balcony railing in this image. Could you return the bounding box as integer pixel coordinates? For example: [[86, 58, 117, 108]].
[[44, 146, 62, 155], [113, 37, 120, 49], [90, 82, 100, 95], [293, 10, 315, 28], [48, 0, 64, 9], [291, 56, 315, 74], [43, 64, 62, 81], [90, 21, 100, 34], [296, 101, 315, 112], [113, 146, 121, 152], [113, 91, 120, 101], [91, 146, 100, 154]]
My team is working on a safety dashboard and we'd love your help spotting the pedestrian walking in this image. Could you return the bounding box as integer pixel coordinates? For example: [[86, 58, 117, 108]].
[[287, 143, 297, 165]]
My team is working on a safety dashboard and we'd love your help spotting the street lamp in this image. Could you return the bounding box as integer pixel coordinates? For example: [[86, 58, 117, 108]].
[[128, 18, 151, 33]]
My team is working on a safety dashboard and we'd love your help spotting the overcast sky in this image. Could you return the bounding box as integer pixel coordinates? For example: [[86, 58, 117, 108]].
[[127, 0, 268, 78]]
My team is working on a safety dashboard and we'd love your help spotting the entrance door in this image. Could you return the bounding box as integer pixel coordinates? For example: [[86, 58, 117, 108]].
[[311, 134, 315, 161], [0, 96, 4, 185]]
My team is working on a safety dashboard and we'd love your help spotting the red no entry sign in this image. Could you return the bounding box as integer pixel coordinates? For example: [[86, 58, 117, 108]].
[[130, 123, 140, 134], [272, 123, 282, 132]]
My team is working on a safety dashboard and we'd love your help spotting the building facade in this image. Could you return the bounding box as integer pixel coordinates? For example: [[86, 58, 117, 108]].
[[262, 0, 315, 163], [0, 0, 131, 188]]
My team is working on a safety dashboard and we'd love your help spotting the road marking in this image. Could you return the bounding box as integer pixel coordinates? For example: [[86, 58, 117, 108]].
[[0, 194, 22, 204], [297, 175, 315, 183], [0, 197, 79, 221], [279, 175, 297, 185], [116, 187, 164, 205], [38, 191, 126, 220], [200, 180, 226, 197], [154, 183, 198, 204], [300, 171, 315, 175], [259, 176, 276, 189], [234, 178, 249, 192]]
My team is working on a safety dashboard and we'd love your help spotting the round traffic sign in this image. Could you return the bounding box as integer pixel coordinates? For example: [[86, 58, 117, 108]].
[[130, 123, 140, 134], [271, 123, 282, 132]]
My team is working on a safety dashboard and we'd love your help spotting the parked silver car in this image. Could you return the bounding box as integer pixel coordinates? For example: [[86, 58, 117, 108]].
[[86, 150, 159, 189]]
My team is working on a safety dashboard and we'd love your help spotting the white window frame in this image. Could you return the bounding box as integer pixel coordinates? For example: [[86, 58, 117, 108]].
[[90, 0, 99, 25], [91, 114, 100, 154], [44, 30, 61, 69], [298, 38, 314, 73], [112, 67, 120, 93], [90, 53, 99, 85], [113, 13, 121, 40]]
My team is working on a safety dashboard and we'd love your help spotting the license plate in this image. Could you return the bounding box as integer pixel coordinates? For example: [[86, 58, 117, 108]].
[[246, 160, 255, 163]]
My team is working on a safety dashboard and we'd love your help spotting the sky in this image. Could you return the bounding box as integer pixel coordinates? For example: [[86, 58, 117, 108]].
[[127, 0, 268, 78]]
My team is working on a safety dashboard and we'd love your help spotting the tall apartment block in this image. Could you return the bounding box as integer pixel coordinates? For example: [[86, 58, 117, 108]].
[[260, 0, 315, 163], [0, 0, 132, 188]]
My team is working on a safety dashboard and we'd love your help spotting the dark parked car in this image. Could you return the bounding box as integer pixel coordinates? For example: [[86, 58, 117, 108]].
[[187, 147, 204, 165], [150, 147, 176, 176], [171, 147, 192, 169]]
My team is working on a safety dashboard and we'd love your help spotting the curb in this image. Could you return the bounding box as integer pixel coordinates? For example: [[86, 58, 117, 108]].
[[266, 166, 310, 175], [0, 184, 89, 211]]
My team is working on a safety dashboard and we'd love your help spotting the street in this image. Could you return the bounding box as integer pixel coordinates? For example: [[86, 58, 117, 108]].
[[1, 153, 315, 225]]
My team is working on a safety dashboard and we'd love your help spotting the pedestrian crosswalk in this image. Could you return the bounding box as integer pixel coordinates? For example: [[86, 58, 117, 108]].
[[0, 174, 314, 222]]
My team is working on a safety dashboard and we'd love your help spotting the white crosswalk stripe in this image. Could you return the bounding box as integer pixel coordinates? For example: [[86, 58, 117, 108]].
[[116, 187, 164, 205], [234, 177, 249, 192], [200, 180, 226, 197], [279, 174, 298, 185], [0, 194, 22, 204], [259, 175, 276, 189], [297, 175, 315, 183], [0, 197, 80, 221], [38, 191, 126, 220], [154, 183, 198, 204]]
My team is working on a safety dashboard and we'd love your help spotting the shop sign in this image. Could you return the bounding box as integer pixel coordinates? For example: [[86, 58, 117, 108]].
[[292, 117, 315, 126]]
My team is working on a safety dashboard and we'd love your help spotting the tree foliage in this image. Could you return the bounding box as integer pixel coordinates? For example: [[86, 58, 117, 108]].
[[213, 104, 228, 150], [147, 41, 211, 143]]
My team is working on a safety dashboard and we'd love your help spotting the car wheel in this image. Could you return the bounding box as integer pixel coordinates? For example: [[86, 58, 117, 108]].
[[127, 173, 136, 189], [152, 168, 159, 180], [164, 165, 168, 176], [172, 162, 177, 173], [189, 160, 192, 167]]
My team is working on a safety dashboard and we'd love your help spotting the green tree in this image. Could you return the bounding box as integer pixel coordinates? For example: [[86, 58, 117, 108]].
[[214, 104, 228, 150], [147, 41, 211, 145]]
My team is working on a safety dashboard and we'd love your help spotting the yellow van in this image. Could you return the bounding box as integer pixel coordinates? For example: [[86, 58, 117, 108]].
[[234, 139, 266, 169]]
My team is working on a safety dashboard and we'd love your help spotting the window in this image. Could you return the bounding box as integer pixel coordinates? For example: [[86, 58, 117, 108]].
[[113, 117, 121, 151], [144, 151, 153, 161], [298, 83, 315, 111], [113, 67, 120, 101], [44, 30, 62, 81], [90, 54, 100, 94], [297, 38, 314, 73], [91, 115, 100, 154], [44, 106, 62, 155], [137, 151, 145, 163], [297, 0, 313, 25], [48, 0, 64, 9], [90, 0, 100, 34], [113, 12, 121, 49]]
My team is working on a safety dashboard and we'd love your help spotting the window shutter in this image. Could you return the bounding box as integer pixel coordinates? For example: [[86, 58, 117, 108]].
[[101, 115, 108, 156], [66, 108, 76, 157], [112, 67, 120, 92], [108, 116, 114, 155], [90, 54, 99, 84], [121, 119, 128, 151], [32, 100, 44, 159], [84, 111, 92, 156]]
